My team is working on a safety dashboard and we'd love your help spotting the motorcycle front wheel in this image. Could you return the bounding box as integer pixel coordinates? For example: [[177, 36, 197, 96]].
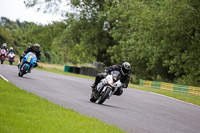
[[98, 87, 111, 104], [1, 58, 4, 64], [9, 60, 13, 65], [18, 65, 28, 77]]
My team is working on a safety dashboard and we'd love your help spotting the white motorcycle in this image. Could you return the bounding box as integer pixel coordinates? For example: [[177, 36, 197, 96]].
[[90, 71, 122, 104], [7, 52, 16, 65]]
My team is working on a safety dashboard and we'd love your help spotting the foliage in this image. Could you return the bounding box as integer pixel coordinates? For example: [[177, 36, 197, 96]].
[[106, 0, 200, 86], [1, 0, 200, 86], [0, 17, 66, 64], [0, 24, 14, 46]]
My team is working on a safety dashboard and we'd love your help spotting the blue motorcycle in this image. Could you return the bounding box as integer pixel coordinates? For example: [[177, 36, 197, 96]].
[[18, 52, 37, 77]]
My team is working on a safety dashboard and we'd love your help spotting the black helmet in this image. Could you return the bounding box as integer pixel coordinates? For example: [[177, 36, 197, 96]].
[[33, 43, 40, 51], [121, 62, 131, 75]]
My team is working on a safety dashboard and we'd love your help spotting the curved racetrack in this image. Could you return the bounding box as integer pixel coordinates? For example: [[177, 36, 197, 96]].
[[1, 64, 200, 133]]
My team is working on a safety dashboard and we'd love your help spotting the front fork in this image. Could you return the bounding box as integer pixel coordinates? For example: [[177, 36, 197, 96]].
[[101, 86, 114, 99], [19, 62, 30, 72], [108, 87, 118, 98], [93, 84, 108, 100], [19, 61, 23, 71]]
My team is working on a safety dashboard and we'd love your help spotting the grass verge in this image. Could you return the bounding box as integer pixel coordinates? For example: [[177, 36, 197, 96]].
[[0, 78, 124, 133], [37, 66, 95, 80], [36, 64, 200, 107], [129, 84, 200, 106]]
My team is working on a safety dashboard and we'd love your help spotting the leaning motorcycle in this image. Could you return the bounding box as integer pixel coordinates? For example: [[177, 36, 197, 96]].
[[0, 49, 7, 64], [7, 52, 16, 65], [18, 52, 37, 77], [90, 71, 122, 104]]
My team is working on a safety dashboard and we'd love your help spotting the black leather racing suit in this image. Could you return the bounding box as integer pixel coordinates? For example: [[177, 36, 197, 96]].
[[7, 49, 16, 55], [92, 65, 131, 96], [0, 46, 8, 52], [20, 46, 41, 68]]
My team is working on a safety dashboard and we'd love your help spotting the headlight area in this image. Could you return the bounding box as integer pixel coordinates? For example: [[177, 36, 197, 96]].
[[107, 78, 113, 85]]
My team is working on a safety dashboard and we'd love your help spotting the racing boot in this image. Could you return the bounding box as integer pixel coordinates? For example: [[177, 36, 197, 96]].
[[91, 84, 96, 92], [114, 87, 123, 96], [28, 68, 33, 73], [17, 61, 20, 69], [91, 73, 105, 92], [91, 80, 99, 92]]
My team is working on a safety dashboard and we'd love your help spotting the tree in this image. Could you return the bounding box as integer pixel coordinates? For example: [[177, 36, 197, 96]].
[[15, 0, 200, 86], [0, 24, 14, 48]]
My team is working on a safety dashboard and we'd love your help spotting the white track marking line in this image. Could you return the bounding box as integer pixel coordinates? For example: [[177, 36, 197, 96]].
[[148, 91, 200, 108], [0, 74, 9, 82]]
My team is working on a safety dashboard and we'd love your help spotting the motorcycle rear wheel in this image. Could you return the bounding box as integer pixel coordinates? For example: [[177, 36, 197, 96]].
[[90, 93, 98, 103]]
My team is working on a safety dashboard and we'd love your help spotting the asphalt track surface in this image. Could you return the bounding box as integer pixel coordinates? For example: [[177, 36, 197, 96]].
[[1, 64, 200, 133]]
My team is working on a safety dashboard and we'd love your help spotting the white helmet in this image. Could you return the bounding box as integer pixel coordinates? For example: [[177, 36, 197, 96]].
[[3, 43, 7, 47], [121, 62, 131, 75], [10, 47, 13, 50], [33, 43, 40, 51]]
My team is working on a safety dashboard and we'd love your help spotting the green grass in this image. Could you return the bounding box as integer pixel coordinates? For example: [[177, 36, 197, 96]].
[[0, 78, 124, 133], [129, 84, 200, 106], [2, 61, 17, 65], [37, 67, 95, 80]]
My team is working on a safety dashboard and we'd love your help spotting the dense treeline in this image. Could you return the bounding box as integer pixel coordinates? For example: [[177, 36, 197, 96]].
[[0, 0, 200, 86], [0, 17, 67, 64]]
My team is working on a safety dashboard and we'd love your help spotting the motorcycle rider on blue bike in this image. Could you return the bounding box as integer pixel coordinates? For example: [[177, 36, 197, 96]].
[[17, 43, 41, 72], [91, 62, 131, 96]]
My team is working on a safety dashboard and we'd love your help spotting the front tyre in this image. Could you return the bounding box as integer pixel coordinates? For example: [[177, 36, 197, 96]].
[[1, 58, 4, 64], [9, 60, 13, 65], [18, 65, 28, 77], [18, 72, 22, 77], [98, 87, 111, 104]]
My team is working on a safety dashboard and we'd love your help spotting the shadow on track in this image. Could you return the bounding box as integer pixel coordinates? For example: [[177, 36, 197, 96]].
[[16, 75, 35, 80], [85, 100, 125, 110], [100, 103, 125, 109]]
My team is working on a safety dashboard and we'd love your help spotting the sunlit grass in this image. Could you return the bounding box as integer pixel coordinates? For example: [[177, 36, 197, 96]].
[[0, 78, 124, 133], [129, 84, 200, 106]]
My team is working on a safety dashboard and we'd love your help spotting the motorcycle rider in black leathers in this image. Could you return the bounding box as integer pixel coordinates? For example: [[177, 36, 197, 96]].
[[17, 43, 41, 71], [91, 62, 131, 96], [0, 43, 8, 52]]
